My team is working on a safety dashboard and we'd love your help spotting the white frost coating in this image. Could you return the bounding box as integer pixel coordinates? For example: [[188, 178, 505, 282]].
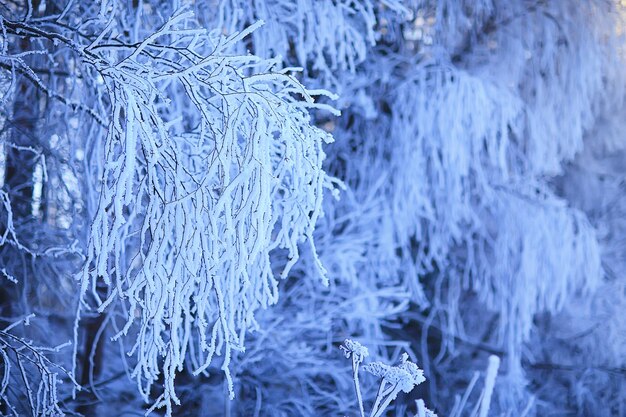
[[79, 8, 335, 415], [416, 399, 438, 417], [478, 355, 500, 417]]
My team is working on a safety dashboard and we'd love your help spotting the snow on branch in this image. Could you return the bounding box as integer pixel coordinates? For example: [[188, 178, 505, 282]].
[[78, 8, 336, 415]]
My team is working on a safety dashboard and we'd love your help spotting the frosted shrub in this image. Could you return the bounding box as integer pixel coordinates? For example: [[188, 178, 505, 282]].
[[342, 339, 432, 417]]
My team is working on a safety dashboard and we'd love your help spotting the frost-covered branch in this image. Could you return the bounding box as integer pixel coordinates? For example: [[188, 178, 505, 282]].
[[0, 318, 76, 417], [76, 7, 337, 415]]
